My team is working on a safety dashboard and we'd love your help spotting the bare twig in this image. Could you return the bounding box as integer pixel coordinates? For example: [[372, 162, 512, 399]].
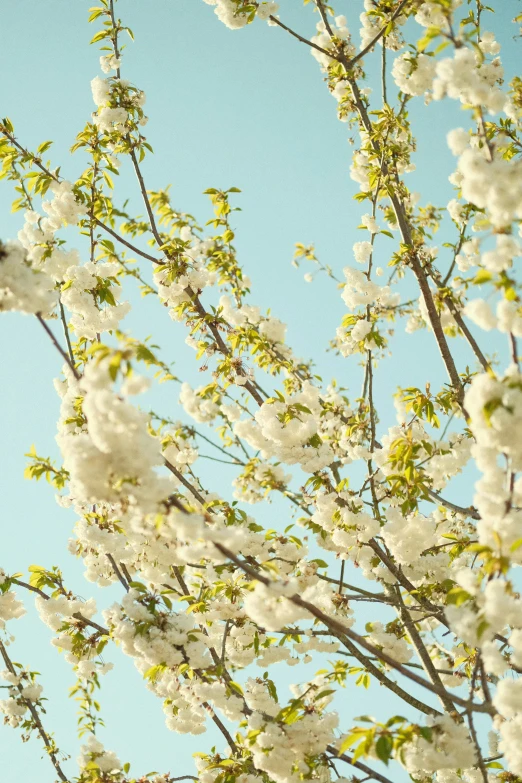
[[36, 314, 80, 380]]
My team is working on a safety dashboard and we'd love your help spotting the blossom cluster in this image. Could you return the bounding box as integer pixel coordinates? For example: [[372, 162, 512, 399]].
[[2, 1, 522, 782]]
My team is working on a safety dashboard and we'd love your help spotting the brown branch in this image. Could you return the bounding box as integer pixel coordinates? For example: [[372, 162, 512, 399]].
[[425, 487, 480, 520], [271, 0, 410, 74], [268, 15, 334, 57], [392, 585, 457, 715], [36, 314, 81, 380], [270, 11, 468, 411], [0, 640, 69, 782], [213, 542, 495, 716], [208, 709, 238, 754], [58, 299, 75, 370], [467, 658, 489, 783], [168, 778, 198, 782], [350, 0, 411, 67], [327, 746, 395, 783], [106, 554, 129, 592], [95, 219, 164, 265], [164, 460, 208, 506], [444, 299, 491, 372], [336, 629, 440, 716], [0, 128, 59, 182], [126, 146, 265, 407], [11, 579, 109, 635]]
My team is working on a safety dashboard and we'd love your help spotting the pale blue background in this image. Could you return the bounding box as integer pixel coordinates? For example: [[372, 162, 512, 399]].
[[0, 1, 519, 780]]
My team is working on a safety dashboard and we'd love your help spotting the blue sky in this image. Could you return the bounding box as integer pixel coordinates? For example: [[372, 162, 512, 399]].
[[0, 1, 520, 780]]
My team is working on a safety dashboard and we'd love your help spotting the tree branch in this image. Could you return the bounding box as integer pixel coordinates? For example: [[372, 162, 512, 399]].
[[0, 640, 70, 782], [213, 542, 495, 716], [36, 314, 80, 380]]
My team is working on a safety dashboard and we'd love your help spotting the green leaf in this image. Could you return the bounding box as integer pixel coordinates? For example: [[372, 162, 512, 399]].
[[375, 734, 393, 765], [315, 689, 335, 700], [88, 8, 105, 22], [419, 726, 433, 742], [129, 581, 147, 592], [337, 733, 359, 756], [310, 558, 329, 568], [266, 678, 278, 702], [90, 29, 109, 44], [477, 619, 490, 639], [37, 141, 53, 155], [103, 170, 114, 189], [473, 269, 492, 285], [143, 663, 167, 684]]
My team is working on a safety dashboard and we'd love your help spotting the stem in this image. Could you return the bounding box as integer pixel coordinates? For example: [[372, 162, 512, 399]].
[[126, 147, 265, 407], [381, 39, 387, 105], [328, 746, 395, 783], [106, 554, 129, 592], [271, 12, 468, 411], [425, 487, 480, 520], [96, 219, 164, 264], [213, 542, 495, 716], [268, 15, 334, 58], [350, 1, 411, 67], [59, 299, 75, 369], [36, 314, 80, 380], [467, 658, 489, 783], [337, 630, 440, 716], [392, 585, 457, 715], [11, 579, 108, 635], [164, 460, 208, 506], [0, 640, 69, 782]]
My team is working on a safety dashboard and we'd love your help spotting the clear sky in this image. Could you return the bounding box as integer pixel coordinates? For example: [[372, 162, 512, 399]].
[[0, 1, 520, 780]]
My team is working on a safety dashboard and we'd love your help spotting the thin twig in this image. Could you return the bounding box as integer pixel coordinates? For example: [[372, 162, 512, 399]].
[[425, 487, 480, 520], [268, 15, 334, 57], [0, 640, 69, 782], [327, 746, 395, 783], [11, 579, 108, 635], [95, 219, 163, 265], [165, 460, 208, 506], [36, 314, 80, 380], [350, 0, 411, 67], [106, 554, 129, 592], [212, 542, 496, 716], [58, 300, 75, 369]]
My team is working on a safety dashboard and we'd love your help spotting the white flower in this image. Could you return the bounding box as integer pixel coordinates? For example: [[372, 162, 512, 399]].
[[392, 52, 436, 96], [259, 317, 287, 344], [447, 198, 465, 224], [100, 55, 121, 74], [361, 213, 379, 233], [91, 76, 111, 107], [463, 299, 497, 331], [447, 127, 469, 156], [256, 2, 278, 21], [121, 375, 152, 396], [351, 319, 372, 342], [494, 678, 522, 718], [0, 591, 26, 627], [0, 241, 56, 316], [353, 241, 372, 264], [94, 107, 129, 133]]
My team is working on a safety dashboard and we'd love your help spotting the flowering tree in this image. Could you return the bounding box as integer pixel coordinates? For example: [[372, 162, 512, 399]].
[[1, 0, 522, 781]]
